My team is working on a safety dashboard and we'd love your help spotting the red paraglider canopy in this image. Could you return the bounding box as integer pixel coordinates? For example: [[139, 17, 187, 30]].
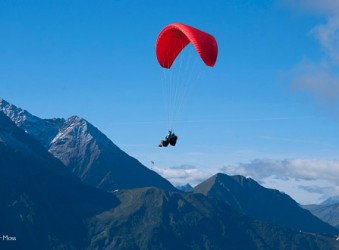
[[156, 23, 218, 69]]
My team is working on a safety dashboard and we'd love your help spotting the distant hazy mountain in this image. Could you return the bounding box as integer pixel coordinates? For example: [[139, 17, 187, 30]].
[[0, 112, 118, 249], [88, 187, 334, 250], [192, 173, 338, 235], [321, 196, 339, 206], [303, 202, 339, 229], [0, 98, 175, 192], [176, 183, 193, 191]]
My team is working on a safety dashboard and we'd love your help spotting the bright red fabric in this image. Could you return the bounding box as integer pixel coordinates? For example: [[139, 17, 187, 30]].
[[156, 23, 218, 69]]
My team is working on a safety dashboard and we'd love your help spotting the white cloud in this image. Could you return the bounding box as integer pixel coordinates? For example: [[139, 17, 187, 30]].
[[262, 176, 336, 204], [222, 158, 339, 183], [152, 164, 213, 187], [311, 16, 339, 62], [298, 185, 328, 194], [286, 59, 339, 117]]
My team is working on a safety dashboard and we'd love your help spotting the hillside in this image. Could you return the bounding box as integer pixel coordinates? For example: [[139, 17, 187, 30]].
[[192, 173, 338, 235], [0, 111, 118, 249], [88, 187, 334, 250]]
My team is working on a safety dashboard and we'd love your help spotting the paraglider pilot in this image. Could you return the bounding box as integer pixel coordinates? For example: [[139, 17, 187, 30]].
[[159, 130, 178, 147]]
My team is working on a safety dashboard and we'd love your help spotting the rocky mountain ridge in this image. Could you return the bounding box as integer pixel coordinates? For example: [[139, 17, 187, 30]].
[[192, 173, 338, 235], [0, 98, 175, 191]]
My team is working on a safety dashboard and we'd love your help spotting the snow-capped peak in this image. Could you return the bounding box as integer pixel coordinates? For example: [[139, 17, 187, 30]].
[[0, 98, 65, 148], [0, 98, 39, 127], [50, 116, 91, 145]]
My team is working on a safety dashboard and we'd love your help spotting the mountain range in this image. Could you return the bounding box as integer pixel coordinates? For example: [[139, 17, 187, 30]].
[[0, 98, 175, 192], [1, 98, 338, 249]]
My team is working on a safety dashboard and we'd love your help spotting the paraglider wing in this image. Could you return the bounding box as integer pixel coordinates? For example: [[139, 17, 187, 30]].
[[156, 23, 218, 69]]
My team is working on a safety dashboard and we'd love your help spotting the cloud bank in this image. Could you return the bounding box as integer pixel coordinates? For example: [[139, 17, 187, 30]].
[[222, 158, 339, 183]]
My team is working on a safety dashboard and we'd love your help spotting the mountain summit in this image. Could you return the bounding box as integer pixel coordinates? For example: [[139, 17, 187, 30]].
[[193, 173, 338, 235], [48, 115, 175, 191], [0, 98, 65, 148], [0, 98, 175, 191]]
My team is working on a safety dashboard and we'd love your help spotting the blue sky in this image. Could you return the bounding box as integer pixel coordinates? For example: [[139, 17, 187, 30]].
[[1, 0, 339, 204]]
